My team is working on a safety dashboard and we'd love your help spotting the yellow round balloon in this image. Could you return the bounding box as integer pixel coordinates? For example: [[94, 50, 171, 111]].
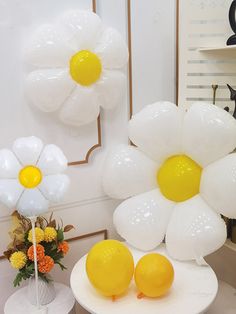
[[86, 240, 134, 299], [157, 154, 202, 202], [135, 253, 174, 298]]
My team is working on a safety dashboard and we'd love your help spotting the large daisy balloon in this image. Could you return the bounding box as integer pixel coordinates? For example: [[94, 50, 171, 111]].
[[103, 102, 236, 262], [0, 136, 70, 217], [25, 10, 128, 127]]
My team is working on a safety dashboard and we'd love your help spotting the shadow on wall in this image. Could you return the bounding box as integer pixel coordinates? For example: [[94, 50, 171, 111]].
[[205, 245, 236, 289]]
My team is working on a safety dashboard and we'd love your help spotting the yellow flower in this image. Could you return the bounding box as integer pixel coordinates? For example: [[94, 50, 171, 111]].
[[44, 227, 57, 242], [10, 252, 27, 269], [28, 227, 44, 243]]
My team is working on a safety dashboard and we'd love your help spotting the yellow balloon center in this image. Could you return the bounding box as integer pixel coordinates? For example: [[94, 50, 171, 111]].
[[69, 50, 102, 86], [19, 166, 42, 189], [157, 155, 202, 202]]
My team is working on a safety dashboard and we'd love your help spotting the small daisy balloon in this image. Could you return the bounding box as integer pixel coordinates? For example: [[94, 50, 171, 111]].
[[0, 136, 70, 310], [0, 136, 70, 217], [103, 102, 236, 262], [25, 10, 128, 127]]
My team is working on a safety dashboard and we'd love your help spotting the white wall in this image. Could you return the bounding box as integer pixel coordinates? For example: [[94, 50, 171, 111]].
[[0, 0, 176, 312], [131, 0, 176, 113]]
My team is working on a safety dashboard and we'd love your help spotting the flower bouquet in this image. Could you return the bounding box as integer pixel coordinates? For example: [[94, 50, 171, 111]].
[[4, 211, 74, 287]]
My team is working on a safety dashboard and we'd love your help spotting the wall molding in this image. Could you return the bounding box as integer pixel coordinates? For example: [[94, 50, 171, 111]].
[[68, 116, 102, 166]]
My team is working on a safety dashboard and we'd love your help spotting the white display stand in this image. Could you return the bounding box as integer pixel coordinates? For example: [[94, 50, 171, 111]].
[[4, 283, 75, 314], [70, 244, 218, 314]]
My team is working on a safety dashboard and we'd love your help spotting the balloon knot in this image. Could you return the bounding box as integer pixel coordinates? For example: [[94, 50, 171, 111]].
[[137, 292, 145, 299], [112, 295, 116, 302]]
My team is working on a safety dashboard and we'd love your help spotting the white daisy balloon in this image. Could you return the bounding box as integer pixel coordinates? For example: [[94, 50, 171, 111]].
[[103, 102, 236, 262], [24, 10, 128, 127], [0, 136, 70, 217]]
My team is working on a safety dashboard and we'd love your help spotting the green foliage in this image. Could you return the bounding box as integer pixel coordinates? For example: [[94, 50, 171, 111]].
[[13, 263, 35, 287], [56, 261, 67, 271], [57, 229, 64, 242], [39, 273, 51, 283]]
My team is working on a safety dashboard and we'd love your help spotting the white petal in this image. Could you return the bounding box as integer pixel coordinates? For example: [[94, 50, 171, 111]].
[[113, 189, 175, 251], [37, 145, 68, 175], [59, 10, 102, 50], [39, 174, 70, 202], [183, 102, 236, 167], [59, 85, 99, 127], [95, 70, 126, 109], [0, 179, 23, 208], [17, 189, 49, 217], [25, 24, 75, 67], [166, 195, 226, 261], [200, 153, 236, 218], [95, 28, 129, 69], [0, 149, 21, 179], [12, 136, 43, 166], [129, 102, 182, 163], [102, 145, 158, 199], [25, 69, 75, 113]]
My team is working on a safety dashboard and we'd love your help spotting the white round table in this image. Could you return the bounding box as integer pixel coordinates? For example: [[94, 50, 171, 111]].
[[4, 283, 75, 314], [71, 244, 218, 314]]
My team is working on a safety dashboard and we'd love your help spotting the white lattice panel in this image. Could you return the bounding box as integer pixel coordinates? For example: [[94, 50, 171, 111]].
[[178, 0, 236, 112]]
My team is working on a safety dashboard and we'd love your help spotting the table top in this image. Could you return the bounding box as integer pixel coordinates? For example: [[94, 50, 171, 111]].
[[70, 244, 218, 314], [4, 282, 75, 314]]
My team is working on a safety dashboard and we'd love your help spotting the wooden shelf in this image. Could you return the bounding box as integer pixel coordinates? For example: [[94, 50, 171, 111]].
[[224, 239, 236, 252], [198, 45, 236, 52]]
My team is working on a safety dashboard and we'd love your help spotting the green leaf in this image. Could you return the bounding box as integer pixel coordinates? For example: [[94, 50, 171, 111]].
[[38, 273, 51, 283], [50, 243, 57, 251], [13, 273, 23, 287], [55, 261, 67, 271], [26, 263, 35, 272], [57, 229, 64, 242]]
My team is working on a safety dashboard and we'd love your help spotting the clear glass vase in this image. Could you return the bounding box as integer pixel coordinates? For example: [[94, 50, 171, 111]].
[[27, 276, 56, 306]]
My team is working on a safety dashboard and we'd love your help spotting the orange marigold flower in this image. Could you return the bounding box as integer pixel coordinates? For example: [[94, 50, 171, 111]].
[[58, 241, 69, 255], [38, 256, 54, 273], [27, 244, 45, 261]]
